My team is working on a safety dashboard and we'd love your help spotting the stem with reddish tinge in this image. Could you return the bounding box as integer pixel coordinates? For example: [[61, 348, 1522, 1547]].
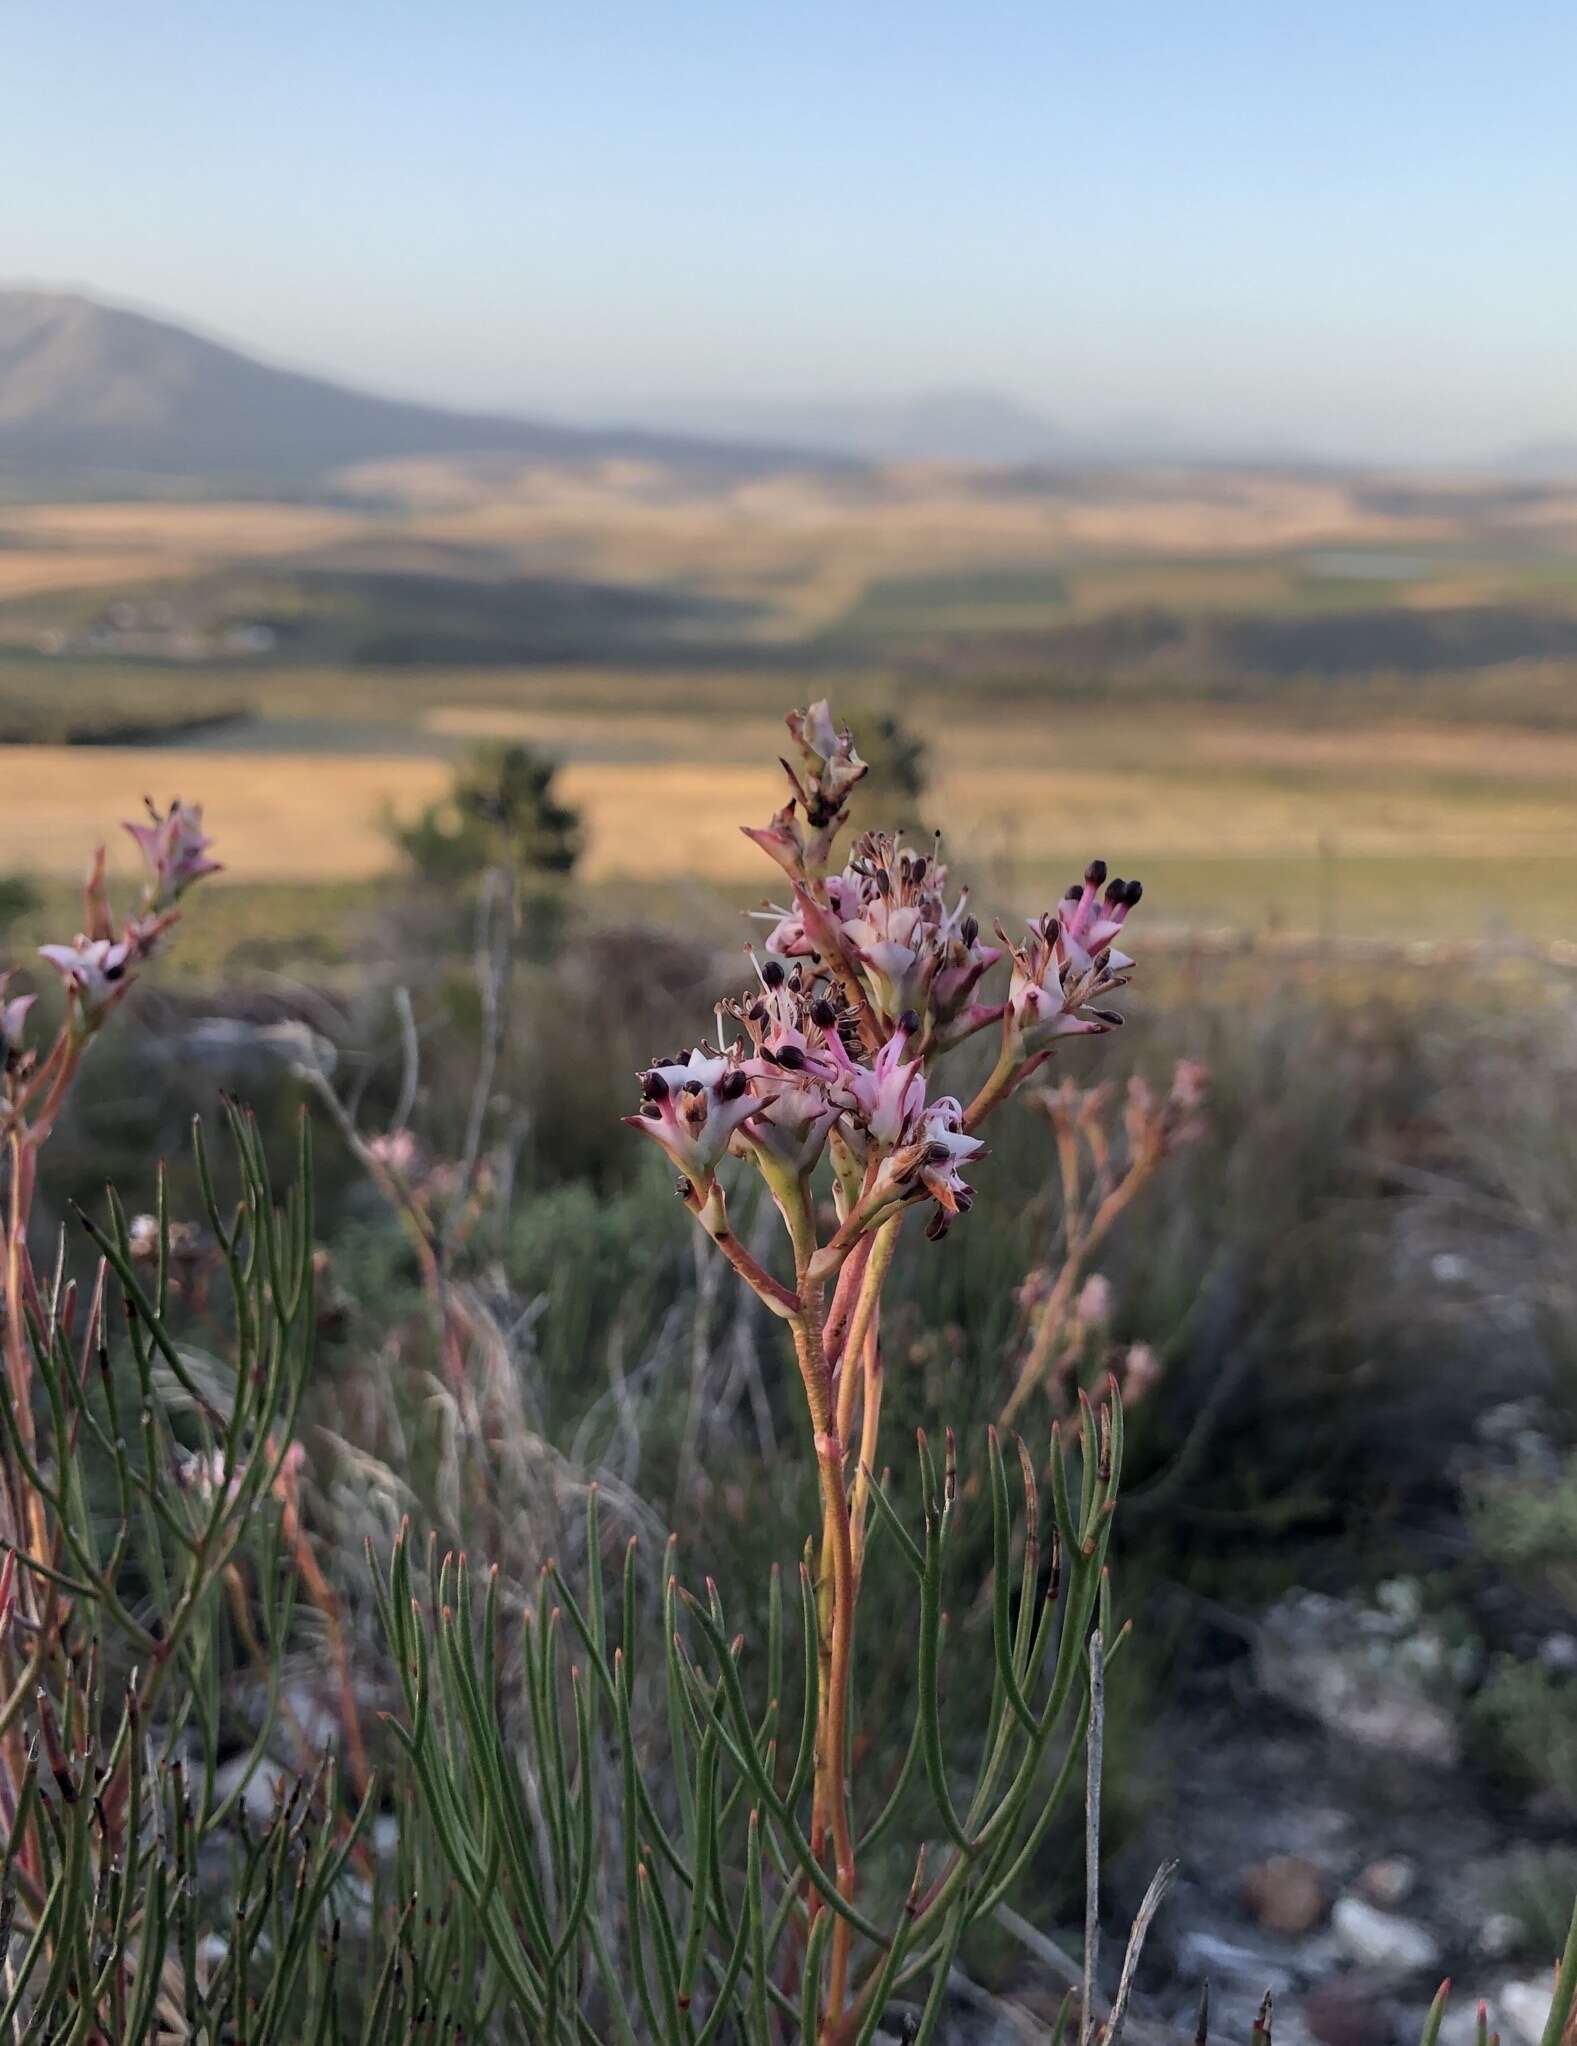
[[963, 1040, 1024, 1134], [782, 1187, 859, 2038], [692, 1181, 801, 1318], [849, 1318, 885, 1584], [834, 1217, 898, 1453], [1000, 1156, 1158, 1429], [822, 1232, 874, 1370]]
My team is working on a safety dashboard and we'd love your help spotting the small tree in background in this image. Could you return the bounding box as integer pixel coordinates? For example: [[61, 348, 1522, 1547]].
[[394, 741, 583, 889], [393, 741, 582, 958], [854, 705, 929, 831]]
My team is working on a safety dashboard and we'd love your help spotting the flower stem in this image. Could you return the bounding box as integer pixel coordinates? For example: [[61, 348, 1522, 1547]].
[[962, 1041, 1022, 1133], [690, 1182, 801, 1319], [782, 1185, 859, 2038]]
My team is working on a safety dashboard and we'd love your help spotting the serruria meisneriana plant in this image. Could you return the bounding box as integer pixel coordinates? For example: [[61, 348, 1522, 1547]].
[[622, 701, 1142, 2033]]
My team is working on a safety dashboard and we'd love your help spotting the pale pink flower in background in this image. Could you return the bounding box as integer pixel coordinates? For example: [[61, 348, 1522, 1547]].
[[1016, 1264, 1054, 1314], [175, 1447, 246, 1509], [1075, 1273, 1114, 1327], [1121, 1341, 1163, 1404], [0, 975, 34, 1070], [1171, 1058, 1208, 1110], [1124, 1061, 1210, 1156], [176, 1436, 304, 1509], [126, 797, 222, 911], [367, 1128, 423, 1178]]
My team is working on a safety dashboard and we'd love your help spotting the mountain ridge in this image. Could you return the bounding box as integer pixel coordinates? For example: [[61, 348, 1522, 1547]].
[[0, 287, 834, 483]]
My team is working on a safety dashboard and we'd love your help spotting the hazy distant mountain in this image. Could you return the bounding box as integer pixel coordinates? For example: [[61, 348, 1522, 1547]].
[[628, 386, 1087, 464], [0, 289, 821, 483], [1495, 438, 1577, 482], [618, 388, 1283, 467]]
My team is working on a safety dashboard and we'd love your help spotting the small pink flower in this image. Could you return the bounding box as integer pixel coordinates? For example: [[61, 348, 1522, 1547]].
[[741, 801, 808, 882], [1000, 864, 1142, 1063], [1075, 1273, 1114, 1327], [829, 834, 1000, 1032], [910, 1094, 985, 1228], [929, 893, 1004, 1029], [784, 700, 868, 822], [826, 1019, 925, 1151], [1057, 864, 1142, 973], [126, 798, 222, 912], [624, 1044, 759, 1194], [849, 1058, 987, 1238], [750, 900, 816, 959], [728, 965, 848, 1175], [38, 935, 137, 1028], [1017, 1264, 1054, 1313]]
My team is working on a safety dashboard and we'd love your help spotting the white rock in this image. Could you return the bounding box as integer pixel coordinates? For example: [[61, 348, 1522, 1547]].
[[1499, 1980, 1554, 2045], [1257, 1591, 1462, 1767], [1358, 1855, 1417, 1908], [1477, 1911, 1523, 1959], [1331, 1894, 1442, 1977], [211, 1754, 288, 1823]]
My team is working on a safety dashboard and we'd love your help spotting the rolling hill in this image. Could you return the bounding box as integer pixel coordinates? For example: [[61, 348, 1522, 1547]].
[[0, 289, 826, 486]]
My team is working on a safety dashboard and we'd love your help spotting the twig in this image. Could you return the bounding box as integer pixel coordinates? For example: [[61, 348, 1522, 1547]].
[[993, 1904, 1082, 1988], [389, 985, 421, 1135], [444, 862, 515, 1248], [1104, 1860, 1178, 2046], [945, 1964, 1043, 2041], [1082, 1628, 1104, 2046]]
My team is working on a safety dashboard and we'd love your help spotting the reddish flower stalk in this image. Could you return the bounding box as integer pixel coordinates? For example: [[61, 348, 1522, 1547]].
[[0, 801, 221, 1892], [624, 701, 1147, 2039]]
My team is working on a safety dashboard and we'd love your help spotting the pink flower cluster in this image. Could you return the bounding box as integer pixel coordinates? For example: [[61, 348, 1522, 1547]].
[[628, 701, 1144, 1252], [35, 800, 220, 1039], [626, 981, 986, 1241]]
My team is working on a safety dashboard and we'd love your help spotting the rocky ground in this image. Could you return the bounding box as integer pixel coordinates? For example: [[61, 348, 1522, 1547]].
[[1092, 1400, 1577, 2043], [896, 1393, 1577, 2044]]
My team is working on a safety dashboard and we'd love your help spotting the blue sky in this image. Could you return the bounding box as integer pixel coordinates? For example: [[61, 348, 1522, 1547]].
[[4, 1, 1574, 459]]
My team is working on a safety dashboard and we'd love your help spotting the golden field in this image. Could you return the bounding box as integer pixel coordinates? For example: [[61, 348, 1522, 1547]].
[[2, 456, 1577, 949], [5, 701, 1575, 931]]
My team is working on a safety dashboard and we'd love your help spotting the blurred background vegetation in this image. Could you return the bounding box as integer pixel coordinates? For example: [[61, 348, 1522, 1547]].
[[4, 383, 1577, 2030]]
